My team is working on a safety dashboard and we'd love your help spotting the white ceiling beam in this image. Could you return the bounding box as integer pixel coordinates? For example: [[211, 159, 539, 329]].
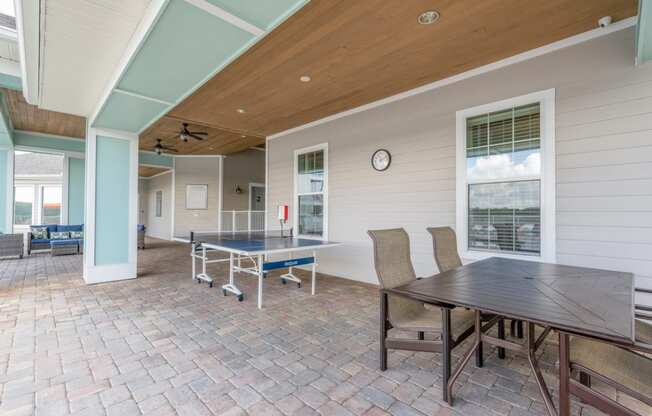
[[14, 0, 40, 105], [183, 0, 264, 36], [0, 26, 17, 42], [0, 57, 20, 78]]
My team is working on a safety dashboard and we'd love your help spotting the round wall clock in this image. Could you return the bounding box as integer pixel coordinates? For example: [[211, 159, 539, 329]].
[[371, 149, 391, 171]]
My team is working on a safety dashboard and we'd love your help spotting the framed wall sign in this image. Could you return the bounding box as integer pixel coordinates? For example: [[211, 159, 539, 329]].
[[186, 184, 208, 209]]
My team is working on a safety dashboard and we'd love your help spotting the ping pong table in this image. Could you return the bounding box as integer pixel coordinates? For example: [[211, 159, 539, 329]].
[[187, 230, 340, 309]]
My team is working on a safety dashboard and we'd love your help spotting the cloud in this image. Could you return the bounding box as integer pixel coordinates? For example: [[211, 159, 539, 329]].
[[467, 152, 540, 182]]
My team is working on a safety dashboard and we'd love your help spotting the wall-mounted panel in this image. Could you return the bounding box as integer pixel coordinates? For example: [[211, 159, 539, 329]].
[[93, 92, 168, 133], [117, 0, 253, 103], [205, 0, 306, 30], [94, 136, 130, 265]]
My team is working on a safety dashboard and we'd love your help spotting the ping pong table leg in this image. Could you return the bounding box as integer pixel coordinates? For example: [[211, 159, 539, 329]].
[[311, 250, 317, 295], [257, 254, 263, 309], [191, 243, 196, 281]]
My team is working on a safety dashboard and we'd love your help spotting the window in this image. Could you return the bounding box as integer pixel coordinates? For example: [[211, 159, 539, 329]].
[[14, 186, 34, 225], [155, 191, 163, 217], [456, 90, 555, 262], [294, 143, 328, 239], [41, 185, 62, 224]]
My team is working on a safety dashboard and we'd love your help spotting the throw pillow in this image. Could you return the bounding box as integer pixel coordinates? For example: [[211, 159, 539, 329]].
[[70, 231, 84, 239], [50, 231, 70, 240], [31, 227, 48, 239]]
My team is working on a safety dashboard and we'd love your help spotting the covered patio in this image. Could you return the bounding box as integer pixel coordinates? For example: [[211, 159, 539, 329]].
[[0, 0, 650, 415]]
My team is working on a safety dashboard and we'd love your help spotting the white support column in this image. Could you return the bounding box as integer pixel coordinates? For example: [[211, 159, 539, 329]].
[[83, 127, 139, 284], [0, 146, 14, 233]]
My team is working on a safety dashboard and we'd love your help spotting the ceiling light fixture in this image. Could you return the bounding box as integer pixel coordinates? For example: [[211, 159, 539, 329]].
[[241, 135, 246, 138], [417, 10, 440, 25], [237, 108, 246, 114], [300, 75, 311, 82]]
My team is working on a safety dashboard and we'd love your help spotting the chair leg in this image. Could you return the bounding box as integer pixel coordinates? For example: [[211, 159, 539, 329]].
[[418, 331, 424, 340], [498, 319, 506, 359], [579, 371, 591, 388], [380, 292, 388, 371]]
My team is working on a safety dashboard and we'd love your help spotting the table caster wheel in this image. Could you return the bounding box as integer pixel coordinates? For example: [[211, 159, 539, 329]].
[[222, 289, 227, 296], [237, 294, 244, 302], [281, 279, 287, 285], [209, 282, 213, 288], [297, 282, 302, 288]]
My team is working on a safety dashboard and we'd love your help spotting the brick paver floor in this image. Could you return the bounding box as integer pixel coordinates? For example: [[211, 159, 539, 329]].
[[0, 238, 648, 415]]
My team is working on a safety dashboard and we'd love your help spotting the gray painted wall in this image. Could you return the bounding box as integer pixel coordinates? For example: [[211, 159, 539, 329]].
[[222, 149, 265, 210], [173, 157, 221, 237], [145, 172, 173, 239], [267, 27, 652, 306]]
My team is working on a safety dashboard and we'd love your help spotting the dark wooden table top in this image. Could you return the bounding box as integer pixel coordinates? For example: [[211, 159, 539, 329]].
[[386, 257, 635, 344]]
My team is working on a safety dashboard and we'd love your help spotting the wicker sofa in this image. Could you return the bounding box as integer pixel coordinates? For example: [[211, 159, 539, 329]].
[[0, 233, 24, 258], [28, 224, 83, 254]]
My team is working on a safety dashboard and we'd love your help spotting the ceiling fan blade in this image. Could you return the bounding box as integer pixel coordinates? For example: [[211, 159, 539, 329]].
[[189, 131, 208, 135], [189, 133, 204, 141]]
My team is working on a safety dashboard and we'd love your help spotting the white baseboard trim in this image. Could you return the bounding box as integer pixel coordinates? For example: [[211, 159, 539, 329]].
[[83, 262, 137, 284]]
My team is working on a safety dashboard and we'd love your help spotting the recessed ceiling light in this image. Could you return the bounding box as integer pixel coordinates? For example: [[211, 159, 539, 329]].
[[417, 10, 440, 25], [208, 146, 214, 150], [240, 135, 246, 138], [300, 75, 311, 82], [237, 108, 246, 114]]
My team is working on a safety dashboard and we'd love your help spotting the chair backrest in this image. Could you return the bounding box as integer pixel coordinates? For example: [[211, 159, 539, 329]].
[[367, 228, 416, 289], [427, 227, 462, 273]]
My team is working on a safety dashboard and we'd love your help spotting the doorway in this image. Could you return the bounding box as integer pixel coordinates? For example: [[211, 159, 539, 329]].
[[249, 183, 265, 211]]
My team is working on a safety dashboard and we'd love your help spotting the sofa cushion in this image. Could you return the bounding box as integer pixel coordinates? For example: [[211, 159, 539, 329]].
[[137, 224, 146, 231], [57, 224, 83, 232], [31, 224, 57, 233], [31, 227, 49, 240], [31, 239, 51, 244], [70, 231, 84, 239], [51, 231, 70, 240], [50, 239, 78, 246]]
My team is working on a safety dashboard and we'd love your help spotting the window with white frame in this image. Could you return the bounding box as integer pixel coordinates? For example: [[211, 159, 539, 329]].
[[456, 90, 555, 262], [294, 144, 328, 239]]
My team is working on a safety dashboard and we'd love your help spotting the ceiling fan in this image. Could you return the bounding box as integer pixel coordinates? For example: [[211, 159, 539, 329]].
[[178, 122, 207, 142], [153, 139, 178, 155]]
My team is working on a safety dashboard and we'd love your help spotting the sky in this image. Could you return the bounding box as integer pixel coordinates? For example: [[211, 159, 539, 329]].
[[0, 0, 14, 17]]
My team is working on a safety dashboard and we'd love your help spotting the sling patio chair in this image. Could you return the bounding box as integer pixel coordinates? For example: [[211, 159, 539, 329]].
[[368, 228, 476, 380], [569, 319, 652, 415], [427, 226, 526, 365]]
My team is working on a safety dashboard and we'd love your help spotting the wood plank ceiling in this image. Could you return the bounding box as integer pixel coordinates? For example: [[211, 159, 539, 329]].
[[2, 88, 86, 138], [139, 165, 170, 178], [154, 0, 637, 141]]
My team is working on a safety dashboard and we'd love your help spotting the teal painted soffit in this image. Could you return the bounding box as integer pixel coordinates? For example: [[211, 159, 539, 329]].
[[13, 130, 174, 168], [637, 0, 652, 65], [92, 0, 308, 134]]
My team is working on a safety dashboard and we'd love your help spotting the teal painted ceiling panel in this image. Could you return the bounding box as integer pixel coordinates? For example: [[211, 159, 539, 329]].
[[637, 0, 652, 65], [117, 0, 254, 103], [205, 0, 307, 30], [93, 92, 168, 133], [139, 151, 173, 168], [0, 73, 22, 91]]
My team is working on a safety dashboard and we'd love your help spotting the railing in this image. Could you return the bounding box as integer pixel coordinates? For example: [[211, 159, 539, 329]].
[[221, 210, 265, 232]]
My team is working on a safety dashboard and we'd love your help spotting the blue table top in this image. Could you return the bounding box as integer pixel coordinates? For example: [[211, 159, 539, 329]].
[[189, 231, 339, 255]]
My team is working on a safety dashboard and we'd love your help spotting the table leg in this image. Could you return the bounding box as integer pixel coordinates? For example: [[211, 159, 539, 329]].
[[257, 254, 264, 309], [311, 250, 317, 295], [559, 332, 571, 416], [380, 291, 388, 371], [442, 307, 452, 403], [191, 243, 196, 280]]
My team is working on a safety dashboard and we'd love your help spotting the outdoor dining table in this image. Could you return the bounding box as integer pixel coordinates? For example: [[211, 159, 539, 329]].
[[382, 257, 636, 416]]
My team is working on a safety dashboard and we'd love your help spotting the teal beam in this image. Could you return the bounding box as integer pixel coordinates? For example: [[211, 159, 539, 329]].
[[13, 130, 174, 168], [637, 0, 652, 65], [0, 92, 13, 146], [0, 73, 22, 91]]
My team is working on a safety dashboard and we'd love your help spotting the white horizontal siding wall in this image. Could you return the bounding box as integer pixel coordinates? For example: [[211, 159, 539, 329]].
[[267, 27, 652, 307]]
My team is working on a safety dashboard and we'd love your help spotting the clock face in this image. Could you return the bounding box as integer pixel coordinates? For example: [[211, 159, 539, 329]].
[[372, 149, 391, 171]]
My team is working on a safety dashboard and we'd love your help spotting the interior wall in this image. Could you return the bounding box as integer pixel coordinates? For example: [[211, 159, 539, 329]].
[[145, 172, 172, 239], [0, 149, 9, 233], [173, 157, 221, 237], [222, 149, 265, 210], [267, 27, 652, 306], [138, 178, 147, 225], [67, 157, 84, 224]]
